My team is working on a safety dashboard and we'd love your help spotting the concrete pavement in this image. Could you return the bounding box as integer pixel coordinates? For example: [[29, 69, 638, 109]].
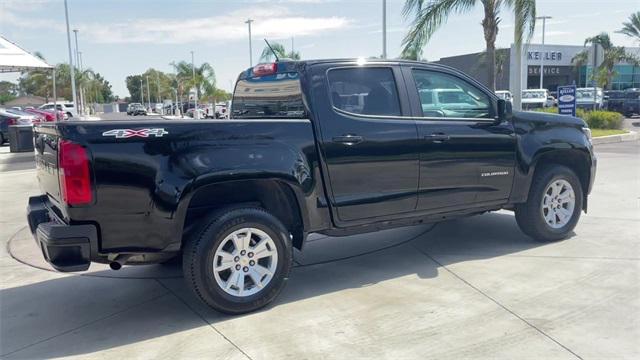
[[0, 141, 638, 359]]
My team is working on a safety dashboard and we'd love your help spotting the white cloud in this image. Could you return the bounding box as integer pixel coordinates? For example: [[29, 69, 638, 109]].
[[1, 4, 350, 45]]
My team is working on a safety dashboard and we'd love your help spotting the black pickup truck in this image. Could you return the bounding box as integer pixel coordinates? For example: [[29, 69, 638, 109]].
[[28, 59, 596, 314]]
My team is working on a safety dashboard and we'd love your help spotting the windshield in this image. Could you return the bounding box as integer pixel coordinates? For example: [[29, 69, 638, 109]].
[[576, 90, 594, 99], [522, 91, 546, 99]]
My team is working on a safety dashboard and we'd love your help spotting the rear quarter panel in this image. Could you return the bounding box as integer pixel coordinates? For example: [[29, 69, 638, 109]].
[[52, 119, 322, 252]]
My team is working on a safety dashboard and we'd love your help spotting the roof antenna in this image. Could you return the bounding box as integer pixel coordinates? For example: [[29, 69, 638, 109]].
[[264, 39, 279, 62]]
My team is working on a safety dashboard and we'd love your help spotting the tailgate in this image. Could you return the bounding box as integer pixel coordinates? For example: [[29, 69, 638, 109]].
[[33, 124, 63, 206]]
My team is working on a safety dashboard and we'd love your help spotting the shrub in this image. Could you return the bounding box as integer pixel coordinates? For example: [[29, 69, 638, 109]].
[[584, 110, 623, 129], [532, 107, 621, 129], [534, 107, 558, 114]]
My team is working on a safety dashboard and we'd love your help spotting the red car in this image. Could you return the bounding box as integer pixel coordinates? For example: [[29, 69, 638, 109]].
[[25, 108, 59, 122]]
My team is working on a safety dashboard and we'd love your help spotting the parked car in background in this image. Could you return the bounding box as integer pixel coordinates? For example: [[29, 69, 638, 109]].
[[522, 89, 551, 110], [40, 102, 76, 118], [0, 113, 15, 144], [186, 108, 207, 119], [127, 104, 147, 116], [604, 90, 625, 113], [24, 108, 57, 122], [5, 108, 45, 123], [495, 90, 513, 103], [623, 88, 640, 117], [0, 108, 34, 125], [0, 108, 33, 144], [215, 103, 229, 118], [576, 87, 604, 110]]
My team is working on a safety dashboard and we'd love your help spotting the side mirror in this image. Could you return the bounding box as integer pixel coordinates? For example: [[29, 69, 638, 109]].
[[497, 99, 511, 121]]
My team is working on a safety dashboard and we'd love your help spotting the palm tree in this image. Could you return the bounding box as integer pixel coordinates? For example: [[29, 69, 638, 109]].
[[584, 32, 637, 89], [260, 42, 301, 62], [402, 0, 536, 91], [617, 11, 640, 43], [170, 61, 216, 103], [399, 43, 426, 61]]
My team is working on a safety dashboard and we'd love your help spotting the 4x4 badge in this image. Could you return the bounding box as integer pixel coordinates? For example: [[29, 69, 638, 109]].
[[102, 128, 168, 139]]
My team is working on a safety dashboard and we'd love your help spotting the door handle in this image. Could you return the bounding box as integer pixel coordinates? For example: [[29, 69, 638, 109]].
[[424, 133, 450, 143], [333, 135, 364, 145]]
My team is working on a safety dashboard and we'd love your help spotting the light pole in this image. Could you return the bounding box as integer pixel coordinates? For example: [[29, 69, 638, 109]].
[[140, 78, 144, 106], [146, 75, 151, 112], [191, 50, 198, 119], [536, 16, 551, 89], [63, 0, 77, 116], [245, 19, 254, 67], [72, 29, 82, 115], [382, 0, 387, 59]]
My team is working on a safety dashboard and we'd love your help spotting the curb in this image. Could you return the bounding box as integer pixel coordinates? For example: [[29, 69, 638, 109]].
[[592, 131, 638, 145]]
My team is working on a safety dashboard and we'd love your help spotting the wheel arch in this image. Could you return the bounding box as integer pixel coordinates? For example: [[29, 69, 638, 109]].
[[511, 147, 592, 210], [178, 178, 308, 250]]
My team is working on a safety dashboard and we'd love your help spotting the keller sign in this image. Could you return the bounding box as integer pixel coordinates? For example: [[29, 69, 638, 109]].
[[557, 85, 577, 117], [527, 51, 563, 62]]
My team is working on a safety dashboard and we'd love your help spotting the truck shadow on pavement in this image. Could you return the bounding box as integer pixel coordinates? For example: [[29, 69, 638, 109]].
[[1, 212, 555, 358]]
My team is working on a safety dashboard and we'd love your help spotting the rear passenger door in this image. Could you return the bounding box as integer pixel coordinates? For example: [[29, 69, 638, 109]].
[[311, 64, 419, 225], [403, 66, 516, 212]]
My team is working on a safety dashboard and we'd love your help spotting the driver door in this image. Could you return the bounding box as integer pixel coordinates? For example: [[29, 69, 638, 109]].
[[403, 66, 516, 212]]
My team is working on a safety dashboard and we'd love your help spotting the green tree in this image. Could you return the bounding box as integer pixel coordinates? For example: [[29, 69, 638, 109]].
[[260, 42, 301, 62], [399, 43, 426, 61], [0, 81, 18, 104], [617, 11, 640, 43], [126, 69, 175, 104], [402, 0, 536, 91], [584, 32, 638, 89], [170, 61, 216, 103]]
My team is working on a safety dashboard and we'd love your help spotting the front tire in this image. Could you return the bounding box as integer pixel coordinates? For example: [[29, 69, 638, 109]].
[[515, 165, 583, 242], [183, 207, 293, 314]]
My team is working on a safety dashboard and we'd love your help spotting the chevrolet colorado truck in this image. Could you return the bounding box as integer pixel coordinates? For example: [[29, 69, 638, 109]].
[[28, 59, 596, 314]]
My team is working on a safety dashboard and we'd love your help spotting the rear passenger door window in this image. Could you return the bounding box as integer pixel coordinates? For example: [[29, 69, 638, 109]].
[[412, 69, 492, 119], [328, 67, 401, 117]]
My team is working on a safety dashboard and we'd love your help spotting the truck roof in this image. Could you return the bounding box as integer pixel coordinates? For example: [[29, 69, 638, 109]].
[[237, 58, 462, 80]]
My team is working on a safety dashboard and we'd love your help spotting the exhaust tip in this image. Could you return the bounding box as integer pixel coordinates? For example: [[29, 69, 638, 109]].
[[109, 261, 122, 271]]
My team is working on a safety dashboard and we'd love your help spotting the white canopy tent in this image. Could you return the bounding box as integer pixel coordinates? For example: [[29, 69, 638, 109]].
[[0, 36, 53, 73], [0, 35, 59, 116]]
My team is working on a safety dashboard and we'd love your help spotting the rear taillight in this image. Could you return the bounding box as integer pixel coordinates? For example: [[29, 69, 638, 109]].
[[7, 117, 17, 125], [58, 140, 92, 206], [252, 63, 277, 76]]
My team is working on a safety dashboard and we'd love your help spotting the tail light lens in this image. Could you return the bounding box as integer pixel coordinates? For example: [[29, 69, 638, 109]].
[[7, 117, 17, 125], [252, 63, 277, 76], [58, 140, 93, 206]]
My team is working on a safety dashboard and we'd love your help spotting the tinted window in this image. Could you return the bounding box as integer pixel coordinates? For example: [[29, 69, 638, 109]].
[[412, 69, 491, 119], [328, 67, 401, 116], [232, 72, 306, 119], [626, 91, 640, 99]]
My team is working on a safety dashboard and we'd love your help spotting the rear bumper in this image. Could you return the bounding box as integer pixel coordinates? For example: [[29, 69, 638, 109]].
[[27, 195, 97, 272]]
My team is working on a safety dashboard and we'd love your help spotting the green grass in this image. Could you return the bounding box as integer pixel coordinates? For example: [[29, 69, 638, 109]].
[[591, 129, 628, 137]]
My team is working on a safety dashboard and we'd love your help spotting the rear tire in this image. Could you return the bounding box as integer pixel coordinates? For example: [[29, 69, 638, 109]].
[[182, 207, 293, 314], [515, 165, 583, 242]]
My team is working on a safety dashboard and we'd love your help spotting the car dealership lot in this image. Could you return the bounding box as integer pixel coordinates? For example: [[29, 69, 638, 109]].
[[0, 141, 638, 359]]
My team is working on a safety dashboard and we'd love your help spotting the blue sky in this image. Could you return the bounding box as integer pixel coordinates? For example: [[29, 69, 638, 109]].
[[1, 0, 638, 98]]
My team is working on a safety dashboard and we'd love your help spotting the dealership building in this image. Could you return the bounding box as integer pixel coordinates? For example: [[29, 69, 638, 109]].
[[435, 43, 640, 92]]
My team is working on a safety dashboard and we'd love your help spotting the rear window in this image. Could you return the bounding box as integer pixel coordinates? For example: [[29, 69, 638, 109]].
[[232, 72, 306, 119]]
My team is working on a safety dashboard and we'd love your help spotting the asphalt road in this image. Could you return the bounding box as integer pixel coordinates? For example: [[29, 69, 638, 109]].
[[0, 141, 638, 359]]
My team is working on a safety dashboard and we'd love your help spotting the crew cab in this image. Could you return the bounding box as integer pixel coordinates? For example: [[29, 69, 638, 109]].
[[28, 59, 596, 314]]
